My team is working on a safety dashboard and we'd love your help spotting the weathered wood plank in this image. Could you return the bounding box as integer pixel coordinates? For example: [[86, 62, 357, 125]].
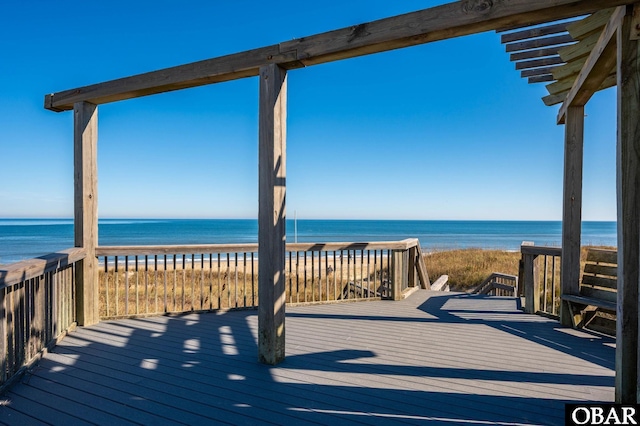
[[582, 274, 618, 289], [557, 6, 624, 124], [562, 293, 617, 311], [510, 46, 562, 61], [587, 248, 619, 264], [74, 102, 99, 327], [584, 263, 618, 277], [528, 74, 555, 83], [45, 0, 634, 111], [580, 286, 617, 303], [506, 34, 574, 53], [521, 66, 560, 77], [258, 64, 287, 365], [616, 4, 640, 404], [515, 55, 565, 70], [560, 106, 584, 327], [500, 22, 572, 43]]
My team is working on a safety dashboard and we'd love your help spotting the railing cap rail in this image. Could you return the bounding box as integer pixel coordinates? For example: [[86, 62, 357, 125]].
[[96, 239, 420, 256], [0, 247, 86, 289], [520, 244, 562, 256]]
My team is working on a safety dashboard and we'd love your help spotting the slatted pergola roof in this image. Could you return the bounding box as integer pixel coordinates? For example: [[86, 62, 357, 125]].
[[500, 8, 619, 108]]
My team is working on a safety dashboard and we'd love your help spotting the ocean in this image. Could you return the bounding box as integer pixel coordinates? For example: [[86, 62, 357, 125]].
[[0, 219, 617, 266]]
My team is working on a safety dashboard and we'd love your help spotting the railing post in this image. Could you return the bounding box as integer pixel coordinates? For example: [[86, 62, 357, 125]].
[[391, 249, 408, 300], [408, 246, 417, 288], [74, 102, 99, 327], [0, 287, 6, 384], [521, 242, 540, 314]]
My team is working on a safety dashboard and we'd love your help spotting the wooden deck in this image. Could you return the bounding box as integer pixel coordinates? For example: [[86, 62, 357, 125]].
[[0, 290, 615, 426]]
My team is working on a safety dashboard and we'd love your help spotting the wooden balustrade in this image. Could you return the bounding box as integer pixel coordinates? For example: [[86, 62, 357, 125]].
[[0, 239, 428, 388], [96, 239, 430, 319], [519, 243, 562, 317], [0, 248, 85, 390], [472, 273, 518, 296]]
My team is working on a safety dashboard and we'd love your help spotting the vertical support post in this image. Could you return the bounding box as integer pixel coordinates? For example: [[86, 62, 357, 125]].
[[391, 249, 408, 300], [258, 64, 287, 365], [74, 102, 99, 327], [617, 5, 639, 404], [560, 105, 585, 327]]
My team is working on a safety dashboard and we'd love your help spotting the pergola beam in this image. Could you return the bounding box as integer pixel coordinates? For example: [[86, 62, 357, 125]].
[[557, 6, 625, 124], [45, 0, 634, 112]]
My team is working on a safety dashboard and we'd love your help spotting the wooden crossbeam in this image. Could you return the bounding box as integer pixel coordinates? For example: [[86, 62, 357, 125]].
[[557, 6, 625, 124], [500, 22, 572, 43], [45, 0, 635, 112], [515, 56, 564, 70], [505, 34, 574, 52]]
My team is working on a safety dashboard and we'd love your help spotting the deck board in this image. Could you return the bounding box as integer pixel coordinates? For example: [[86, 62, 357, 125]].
[[0, 291, 615, 426]]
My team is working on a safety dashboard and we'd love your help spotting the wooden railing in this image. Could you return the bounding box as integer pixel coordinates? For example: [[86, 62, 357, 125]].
[[0, 248, 85, 390], [96, 239, 430, 319], [472, 273, 518, 296], [519, 243, 562, 317]]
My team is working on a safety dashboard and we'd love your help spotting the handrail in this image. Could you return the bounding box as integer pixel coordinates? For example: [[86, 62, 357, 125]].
[[520, 245, 562, 257], [0, 247, 86, 289], [472, 272, 518, 296], [95, 238, 421, 256]]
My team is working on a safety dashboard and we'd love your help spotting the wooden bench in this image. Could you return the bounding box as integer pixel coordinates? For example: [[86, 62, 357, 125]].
[[561, 248, 617, 328]]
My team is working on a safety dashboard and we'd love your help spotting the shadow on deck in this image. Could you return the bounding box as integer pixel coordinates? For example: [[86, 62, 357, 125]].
[[0, 290, 615, 426]]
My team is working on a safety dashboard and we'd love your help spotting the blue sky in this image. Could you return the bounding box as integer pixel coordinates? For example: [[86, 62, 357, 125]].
[[0, 0, 617, 221]]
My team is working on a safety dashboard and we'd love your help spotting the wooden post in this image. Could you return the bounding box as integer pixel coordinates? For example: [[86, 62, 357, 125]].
[[523, 253, 540, 314], [408, 246, 417, 289], [616, 5, 640, 404], [258, 64, 287, 365], [74, 102, 99, 327], [391, 249, 408, 300], [560, 105, 584, 327], [0, 287, 6, 384]]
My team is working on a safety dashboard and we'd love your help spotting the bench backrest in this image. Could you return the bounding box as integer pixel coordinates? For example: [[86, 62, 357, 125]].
[[580, 248, 617, 305]]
